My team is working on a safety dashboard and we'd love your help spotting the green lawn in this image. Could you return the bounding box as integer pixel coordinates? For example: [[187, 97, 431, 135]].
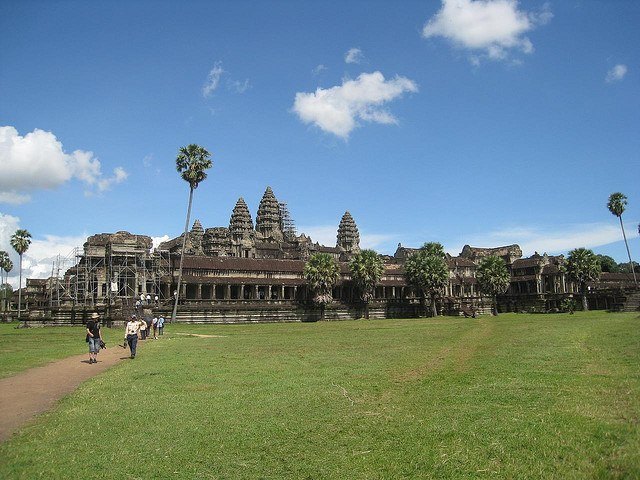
[[0, 311, 639, 479], [0, 322, 125, 379]]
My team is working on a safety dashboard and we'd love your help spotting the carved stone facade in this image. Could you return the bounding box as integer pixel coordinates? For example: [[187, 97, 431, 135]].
[[15, 187, 639, 323]]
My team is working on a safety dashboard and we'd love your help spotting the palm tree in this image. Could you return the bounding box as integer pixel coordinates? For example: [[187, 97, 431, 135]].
[[349, 249, 384, 319], [10, 229, 32, 321], [607, 192, 637, 285], [403, 242, 448, 317], [566, 248, 601, 311], [304, 253, 340, 320], [476, 255, 510, 316], [1, 258, 13, 319], [0, 251, 9, 314], [171, 144, 213, 323]]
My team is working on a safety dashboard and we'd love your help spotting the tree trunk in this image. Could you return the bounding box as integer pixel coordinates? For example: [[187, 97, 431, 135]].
[[430, 293, 438, 317], [171, 186, 194, 323], [581, 284, 589, 311], [492, 295, 498, 316], [364, 301, 369, 319], [320, 303, 325, 321], [18, 254, 23, 320], [619, 216, 638, 285]]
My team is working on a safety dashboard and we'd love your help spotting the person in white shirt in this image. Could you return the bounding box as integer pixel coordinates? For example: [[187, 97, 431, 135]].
[[151, 316, 158, 339], [124, 315, 141, 359], [139, 318, 148, 340]]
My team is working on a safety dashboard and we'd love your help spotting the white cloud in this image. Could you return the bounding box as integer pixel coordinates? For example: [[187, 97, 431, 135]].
[[360, 233, 397, 252], [0, 192, 31, 205], [312, 64, 327, 75], [96, 167, 128, 193], [345, 47, 364, 64], [152, 235, 170, 249], [202, 61, 225, 97], [447, 222, 626, 258], [0, 126, 128, 204], [422, 0, 552, 62], [228, 79, 251, 93], [606, 64, 628, 83], [0, 213, 85, 288], [203, 62, 251, 96], [292, 71, 418, 138]]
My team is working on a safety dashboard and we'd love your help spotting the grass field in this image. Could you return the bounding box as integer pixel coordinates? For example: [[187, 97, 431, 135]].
[[0, 311, 638, 479]]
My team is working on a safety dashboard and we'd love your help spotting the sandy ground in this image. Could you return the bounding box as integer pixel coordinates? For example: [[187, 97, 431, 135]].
[[0, 342, 136, 442]]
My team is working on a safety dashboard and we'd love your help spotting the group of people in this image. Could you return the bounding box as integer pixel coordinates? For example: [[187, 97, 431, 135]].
[[135, 293, 160, 310], [123, 314, 165, 359], [86, 312, 166, 363]]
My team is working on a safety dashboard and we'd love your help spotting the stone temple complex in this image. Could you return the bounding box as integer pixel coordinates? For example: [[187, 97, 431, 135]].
[[13, 186, 639, 325]]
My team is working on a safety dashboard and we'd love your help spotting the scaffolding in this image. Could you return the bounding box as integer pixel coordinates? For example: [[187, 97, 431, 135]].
[[41, 235, 173, 311], [279, 201, 297, 240]]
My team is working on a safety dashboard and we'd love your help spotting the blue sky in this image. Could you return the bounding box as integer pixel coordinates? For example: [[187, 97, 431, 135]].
[[0, 0, 638, 286]]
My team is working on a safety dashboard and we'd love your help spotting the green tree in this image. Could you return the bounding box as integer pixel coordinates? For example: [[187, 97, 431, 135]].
[[607, 192, 637, 285], [403, 242, 448, 317], [566, 248, 601, 311], [596, 254, 620, 273], [10, 229, 32, 321], [171, 144, 213, 323], [349, 249, 384, 319], [0, 251, 11, 314], [304, 253, 340, 320], [476, 255, 510, 316], [618, 261, 640, 274]]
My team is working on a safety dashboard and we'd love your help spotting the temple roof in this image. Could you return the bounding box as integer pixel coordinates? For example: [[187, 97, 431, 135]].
[[229, 197, 254, 234]]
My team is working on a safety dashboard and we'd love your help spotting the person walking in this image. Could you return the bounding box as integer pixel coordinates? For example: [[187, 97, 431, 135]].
[[139, 317, 148, 340], [157, 315, 165, 336], [124, 315, 141, 359], [151, 316, 158, 339], [86, 312, 103, 364]]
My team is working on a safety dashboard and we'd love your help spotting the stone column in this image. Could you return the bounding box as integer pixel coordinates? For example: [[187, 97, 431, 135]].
[[196, 284, 202, 300], [280, 285, 285, 299], [254, 285, 259, 299], [240, 284, 245, 299], [225, 284, 231, 300], [267, 285, 272, 299]]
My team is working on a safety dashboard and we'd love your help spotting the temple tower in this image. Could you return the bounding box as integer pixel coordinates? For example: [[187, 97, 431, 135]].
[[229, 198, 254, 238], [190, 219, 204, 254], [229, 197, 255, 257], [337, 211, 360, 255], [256, 186, 283, 242]]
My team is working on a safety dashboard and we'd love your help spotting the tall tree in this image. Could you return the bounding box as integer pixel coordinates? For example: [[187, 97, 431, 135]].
[[304, 253, 340, 320], [607, 192, 637, 285], [10, 229, 32, 321], [171, 144, 213, 323], [476, 255, 510, 316], [566, 248, 601, 311], [0, 251, 9, 313], [349, 249, 384, 319], [403, 242, 448, 317]]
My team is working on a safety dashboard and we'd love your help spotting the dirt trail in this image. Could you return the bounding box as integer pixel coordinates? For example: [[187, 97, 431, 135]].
[[0, 343, 135, 442]]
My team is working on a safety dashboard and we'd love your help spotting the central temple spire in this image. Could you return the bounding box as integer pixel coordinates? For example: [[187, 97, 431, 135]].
[[256, 186, 283, 241]]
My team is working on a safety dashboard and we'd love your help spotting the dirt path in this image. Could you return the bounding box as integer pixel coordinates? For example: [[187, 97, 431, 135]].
[[0, 343, 136, 442]]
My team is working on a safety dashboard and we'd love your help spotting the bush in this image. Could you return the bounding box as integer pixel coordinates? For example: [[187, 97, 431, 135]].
[[560, 298, 576, 314]]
